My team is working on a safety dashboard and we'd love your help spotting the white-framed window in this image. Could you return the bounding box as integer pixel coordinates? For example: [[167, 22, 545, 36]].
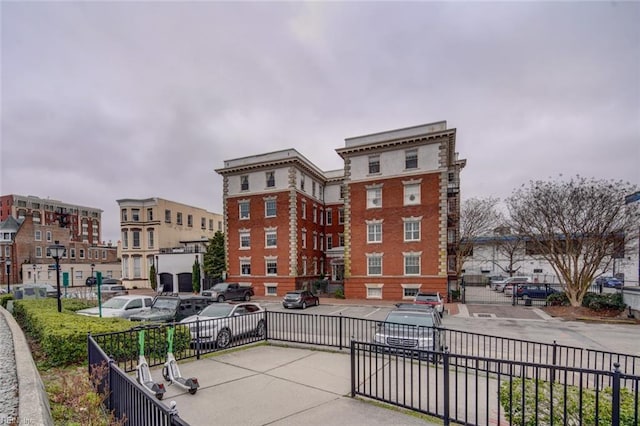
[[301, 229, 307, 249], [404, 218, 421, 242], [266, 171, 275, 188], [302, 256, 307, 275], [326, 208, 333, 225], [75, 270, 83, 279], [35, 230, 41, 241], [301, 200, 307, 219], [239, 201, 250, 220], [240, 175, 249, 191], [338, 233, 345, 247], [265, 230, 277, 248], [46, 231, 52, 242], [240, 258, 251, 276], [165, 209, 171, 223], [201, 217, 206, 229], [102, 250, 107, 260], [147, 208, 154, 221], [338, 208, 345, 224], [313, 205, 317, 223], [366, 186, 382, 208], [405, 149, 418, 169], [404, 182, 421, 206], [265, 258, 278, 275], [132, 230, 141, 248], [187, 214, 193, 227], [327, 235, 333, 249], [240, 231, 251, 249], [79, 249, 85, 259], [132, 209, 140, 221], [122, 230, 128, 249], [320, 233, 324, 251], [300, 174, 306, 192], [177, 212, 183, 225], [133, 256, 142, 278], [368, 155, 380, 174], [265, 283, 278, 296], [70, 248, 76, 259], [313, 258, 318, 275], [265, 198, 277, 218], [367, 253, 383, 276], [366, 221, 383, 243], [340, 185, 346, 199], [121, 209, 128, 222], [313, 231, 318, 249], [402, 284, 421, 299], [366, 283, 383, 299], [312, 181, 316, 197], [35, 246, 42, 258], [404, 252, 421, 275], [209, 219, 214, 230], [147, 230, 154, 249]]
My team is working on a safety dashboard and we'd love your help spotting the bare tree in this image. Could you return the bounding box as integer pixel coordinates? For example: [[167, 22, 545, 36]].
[[492, 226, 525, 277], [457, 197, 500, 279], [507, 176, 639, 307]]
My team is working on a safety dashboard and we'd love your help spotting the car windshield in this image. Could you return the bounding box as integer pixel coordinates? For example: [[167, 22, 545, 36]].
[[416, 294, 439, 302], [211, 284, 228, 291], [102, 298, 128, 309], [385, 312, 434, 327], [199, 304, 234, 318], [153, 298, 179, 310]]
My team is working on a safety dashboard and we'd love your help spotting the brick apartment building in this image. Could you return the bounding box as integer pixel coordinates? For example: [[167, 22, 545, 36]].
[[0, 194, 119, 288], [216, 121, 465, 301]]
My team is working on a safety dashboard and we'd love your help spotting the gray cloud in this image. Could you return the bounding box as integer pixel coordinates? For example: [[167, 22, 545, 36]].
[[2, 2, 638, 242]]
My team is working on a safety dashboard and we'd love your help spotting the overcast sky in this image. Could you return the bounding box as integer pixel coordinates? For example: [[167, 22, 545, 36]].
[[1, 1, 638, 244]]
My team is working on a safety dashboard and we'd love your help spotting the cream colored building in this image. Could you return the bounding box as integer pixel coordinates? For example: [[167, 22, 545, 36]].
[[117, 197, 223, 288]]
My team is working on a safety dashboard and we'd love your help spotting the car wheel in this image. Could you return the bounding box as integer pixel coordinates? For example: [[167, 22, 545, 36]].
[[244, 293, 251, 301], [255, 320, 265, 338], [217, 295, 225, 303], [216, 328, 231, 349], [302, 301, 307, 309]]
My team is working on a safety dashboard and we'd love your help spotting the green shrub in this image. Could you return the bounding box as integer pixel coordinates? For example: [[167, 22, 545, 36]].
[[547, 291, 569, 306], [582, 293, 625, 311], [500, 377, 639, 425], [334, 288, 345, 299], [1, 293, 13, 308]]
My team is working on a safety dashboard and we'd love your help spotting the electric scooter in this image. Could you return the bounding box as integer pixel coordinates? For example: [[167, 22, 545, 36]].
[[162, 326, 199, 394], [135, 328, 166, 400]]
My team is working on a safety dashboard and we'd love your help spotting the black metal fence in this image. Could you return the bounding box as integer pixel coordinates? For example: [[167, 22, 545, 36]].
[[462, 282, 605, 305], [351, 342, 640, 426]]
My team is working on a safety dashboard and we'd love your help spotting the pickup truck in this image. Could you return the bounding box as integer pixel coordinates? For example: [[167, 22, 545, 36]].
[[202, 283, 254, 302], [129, 295, 213, 323]]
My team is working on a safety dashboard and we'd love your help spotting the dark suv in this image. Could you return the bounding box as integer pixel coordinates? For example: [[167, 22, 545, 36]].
[[130, 295, 213, 323], [372, 304, 444, 360]]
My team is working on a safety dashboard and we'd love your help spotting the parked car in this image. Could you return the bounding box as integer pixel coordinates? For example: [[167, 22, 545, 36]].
[[76, 295, 154, 318], [515, 284, 558, 300], [282, 290, 319, 309], [13, 284, 57, 299], [202, 282, 254, 302], [595, 276, 623, 289], [488, 275, 506, 288], [413, 292, 444, 316], [372, 304, 444, 360], [180, 302, 265, 348], [94, 284, 128, 300], [130, 295, 213, 322], [495, 276, 533, 293]]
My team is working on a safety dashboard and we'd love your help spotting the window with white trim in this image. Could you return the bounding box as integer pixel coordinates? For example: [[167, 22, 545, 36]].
[[312, 181, 316, 197], [147, 230, 154, 248], [366, 283, 383, 299], [133, 256, 142, 278], [300, 174, 305, 191], [266, 171, 275, 188], [338, 208, 345, 224], [240, 175, 249, 191], [367, 254, 382, 275], [404, 219, 421, 242], [239, 201, 250, 220], [402, 284, 421, 299], [327, 235, 333, 249], [326, 208, 332, 225], [46, 231, 52, 242], [404, 183, 421, 205], [266, 259, 278, 275], [338, 233, 345, 247], [177, 212, 183, 225], [132, 209, 140, 221], [35, 230, 41, 241], [240, 231, 250, 249], [301, 200, 306, 219], [265, 199, 277, 218], [36, 246, 42, 258], [313, 231, 318, 249], [240, 259, 251, 276], [265, 230, 277, 248], [301, 229, 307, 249], [404, 252, 421, 275], [302, 256, 307, 275], [319, 208, 324, 225], [132, 230, 141, 248], [122, 230, 128, 249], [366, 187, 382, 208], [367, 221, 382, 243], [368, 155, 380, 174], [265, 284, 278, 296], [405, 149, 418, 169], [313, 205, 317, 223]]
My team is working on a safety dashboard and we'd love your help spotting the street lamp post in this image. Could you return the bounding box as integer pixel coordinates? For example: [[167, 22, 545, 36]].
[[32, 264, 37, 283], [48, 241, 66, 313], [5, 261, 10, 294], [91, 263, 95, 283]]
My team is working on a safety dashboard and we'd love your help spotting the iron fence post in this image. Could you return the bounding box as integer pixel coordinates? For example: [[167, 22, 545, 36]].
[[443, 348, 450, 426], [196, 317, 201, 360], [551, 340, 558, 383], [612, 362, 621, 426], [264, 310, 268, 341], [350, 340, 356, 397], [339, 314, 343, 350]]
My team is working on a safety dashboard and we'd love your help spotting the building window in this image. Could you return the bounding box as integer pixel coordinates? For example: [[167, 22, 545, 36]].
[[338, 233, 345, 247], [102, 250, 107, 260], [132, 230, 141, 248], [338, 208, 345, 224], [300, 174, 305, 192], [265, 284, 278, 296], [301, 200, 307, 219], [46, 231, 52, 242], [404, 183, 421, 205], [301, 229, 307, 249], [402, 284, 421, 299], [404, 218, 421, 242], [177, 212, 183, 225], [320, 233, 324, 250], [240, 259, 251, 276], [313, 231, 318, 249], [313, 205, 317, 223], [367, 222, 382, 243], [368, 155, 380, 174], [79, 249, 85, 259], [201, 217, 206, 229], [241, 175, 249, 191], [209, 219, 214, 230], [186, 214, 192, 227], [121, 209, 128, 222], [147, 208, 154, 221], [265, 199, 277, 218], [340, 185, 346, 199], [266, 259, 278, 275], [366, 284, 383, 299], [367, 187, 382, 208], [240, 232, 251, 249], [326, 208, 333, 225], [319, 208, 324, 225], [312, 181, 316, 197], [266, 171, 275, 188], [265, 230, 277, 248], [302, 256, 307, 275], [147, 230, 154, 249], [35, 230, 41, 241], [239, 201, 250, 219], [327, 235, 333, 249], [70, 248, 76, 258], [122, 231, 128, 249], [367, 254, 382, 275], [405, 149, 418, 169], [165, 209, 171, 223], [35, 246, 42, 258], [132, 209, 140, 221], [133, 257, 142, 278], [404, 253, 421, 275]]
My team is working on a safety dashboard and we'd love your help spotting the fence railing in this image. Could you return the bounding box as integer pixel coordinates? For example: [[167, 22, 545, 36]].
[[351, 341, 640, 426], [88, 335, 190, 426]]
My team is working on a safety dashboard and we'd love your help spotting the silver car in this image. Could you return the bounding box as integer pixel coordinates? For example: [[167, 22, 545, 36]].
[[76, 295, 154, 318]]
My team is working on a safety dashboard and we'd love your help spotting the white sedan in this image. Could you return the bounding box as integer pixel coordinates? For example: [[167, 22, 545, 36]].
[[180, 302, 265, 349], [76, 295, 154, 318]]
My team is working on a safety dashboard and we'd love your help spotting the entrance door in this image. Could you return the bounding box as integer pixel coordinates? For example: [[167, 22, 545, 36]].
[[177, 273, 193, 293]]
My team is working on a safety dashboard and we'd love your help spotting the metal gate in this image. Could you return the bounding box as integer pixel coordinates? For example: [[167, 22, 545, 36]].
[[461, 283, 556, 306]]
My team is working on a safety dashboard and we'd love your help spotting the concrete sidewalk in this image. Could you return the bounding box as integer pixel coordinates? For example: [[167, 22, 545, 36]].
[[153, 345, 438, 426]]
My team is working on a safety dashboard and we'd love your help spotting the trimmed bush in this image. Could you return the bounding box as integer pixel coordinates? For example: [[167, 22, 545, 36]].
[[582, 292, 625, 311], [547, 291, 569, 306], [1, 294, 13, 308]]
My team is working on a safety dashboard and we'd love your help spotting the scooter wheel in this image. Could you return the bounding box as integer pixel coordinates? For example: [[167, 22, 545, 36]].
[[162, 366, 170, 381], [156, 393, 164, 400], [189, 388, 198, 395]]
